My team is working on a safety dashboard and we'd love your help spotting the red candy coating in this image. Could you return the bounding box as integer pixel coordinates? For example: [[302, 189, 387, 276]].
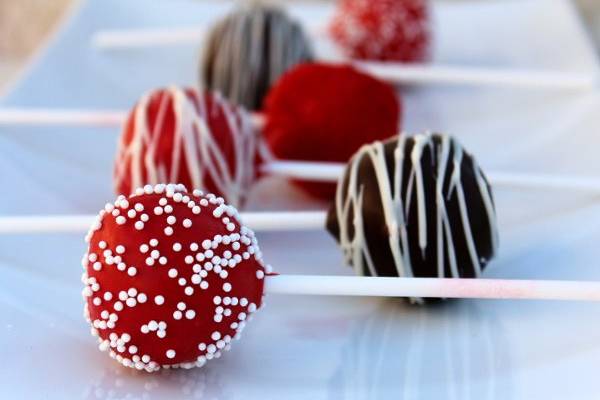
[[114, 88, 259, 206], [263, 63, 402, 199], [329, 0, 430, 62], [83, 184, 267, 371]]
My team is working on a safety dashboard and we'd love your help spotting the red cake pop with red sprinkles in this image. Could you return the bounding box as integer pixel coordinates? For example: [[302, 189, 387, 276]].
[[82, 184, 268, 371], [329, 0, 430, 62], [114, 87, 259, 207], [263, 63, 401, 199]]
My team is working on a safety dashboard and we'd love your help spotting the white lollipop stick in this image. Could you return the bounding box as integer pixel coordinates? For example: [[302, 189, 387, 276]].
[[0, 109, 127, 127], [265, 275, 600, 301], [352, 61, 597, 90], [0, 211, 326, 234], [90, 26, 597, 90], [0, 108, 265, 129], [263, 160, 600, 194]]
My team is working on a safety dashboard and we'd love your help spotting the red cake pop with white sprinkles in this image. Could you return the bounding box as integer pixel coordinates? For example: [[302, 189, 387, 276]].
[[329, 0, 430, 62], [82, 184, 268, 371], [114, 88, 259, 207]]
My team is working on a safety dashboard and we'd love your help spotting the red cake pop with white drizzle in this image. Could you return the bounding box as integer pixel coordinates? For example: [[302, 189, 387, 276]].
[[82, 184, 268, 371], [329, 0, 430, 62], [114, 88, 259, 207]]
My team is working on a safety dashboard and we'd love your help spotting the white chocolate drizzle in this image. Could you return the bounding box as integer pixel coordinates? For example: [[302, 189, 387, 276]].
[[334, 133, 499, 288], [201, 5, 313, 110], [114, 87, 257, 206]]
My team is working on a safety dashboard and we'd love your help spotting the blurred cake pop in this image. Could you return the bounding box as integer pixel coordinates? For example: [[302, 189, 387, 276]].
[[83, 184, 267, 371], [327, 134, 498, 290], [114, 87, 259, 207], [329, 0, 430, 62], [201, 4, 314, 110], [263, 63, 402, 199]]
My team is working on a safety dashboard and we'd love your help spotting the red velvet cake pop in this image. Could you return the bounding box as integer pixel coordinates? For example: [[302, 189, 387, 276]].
[[114, 88, 259, 207], [329, 0, 430, 62], [263, 63, 401, 199], [82, 184, 268, 371]]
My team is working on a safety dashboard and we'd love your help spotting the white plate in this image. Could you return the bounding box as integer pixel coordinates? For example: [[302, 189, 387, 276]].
[[1, 0, 600, 398]]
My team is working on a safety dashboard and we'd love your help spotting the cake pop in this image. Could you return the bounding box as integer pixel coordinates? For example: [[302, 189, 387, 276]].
[[114, 87, 260, 207], [83, 184, 268, 371], [327, 133, 499, 286], [263, 63, 401, 199], [201, 4, 314, 110], [79, 183, 600, 373], [329, 0, 430, 62]]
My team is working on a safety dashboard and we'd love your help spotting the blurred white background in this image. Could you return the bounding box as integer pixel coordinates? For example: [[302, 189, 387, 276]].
[[1, 0, 600, 91]]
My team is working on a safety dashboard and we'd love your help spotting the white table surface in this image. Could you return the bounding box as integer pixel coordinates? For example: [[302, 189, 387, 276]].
[[2, 0, 600, 398]]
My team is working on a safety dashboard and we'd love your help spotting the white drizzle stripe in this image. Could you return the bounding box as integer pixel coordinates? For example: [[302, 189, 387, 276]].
[[114, 87, 257, 206], [333, 133, 499, 286]]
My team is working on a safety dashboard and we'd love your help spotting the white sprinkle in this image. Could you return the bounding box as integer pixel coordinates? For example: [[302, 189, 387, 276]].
[[185, 255, 194, 264], [164, 227, 173, 236], [190, 243, 199, 251], [213, 296, 222, 305], [126, 298, 137, 307], [154, 295, 165, 305], [159, 256, 167, 265], [178, 278, 186, 286], [103, 292, 113, 301], [167, 216, 176, 225], [185, 310, 196, 319], [114, 302, 124, 311], [135, 221, 144, 230], [150, 239, 158, 247], [159, 198, 168, 206], [211, 331, 221, 341], [127, 267, 137, 276], [183, 219, 192, 228], [140, 214, 149, 222], [200, 281, 209, 290], [127, 288, 137, 297], [223, 283, 232, 292], [137, 293, 147, 303], [140, 244, 149, 253], [116, 216, 126, 225], [166, 350, 176, 359], [168, 269, 178, 278], [256, 270, 265, 279], [177, 302, 186, 311], [173, 311, 182, 320], [145, 257, 155, 266], [154, 207, 164, 216], [184, 286, 194, 296], [135, 203, 144, 212], [173, 243, 182, 252], [127, 209, 136, 218], [151, 250, 160, 259]]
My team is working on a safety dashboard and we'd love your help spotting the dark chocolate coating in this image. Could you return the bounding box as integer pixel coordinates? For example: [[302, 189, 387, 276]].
[[201, 5, 314, 110], [326, 134, 498, 281]]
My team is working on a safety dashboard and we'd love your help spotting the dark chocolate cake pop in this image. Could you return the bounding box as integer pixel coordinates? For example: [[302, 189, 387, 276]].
[[326, 133, 498, 287], [200, 4, 314, 110]]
